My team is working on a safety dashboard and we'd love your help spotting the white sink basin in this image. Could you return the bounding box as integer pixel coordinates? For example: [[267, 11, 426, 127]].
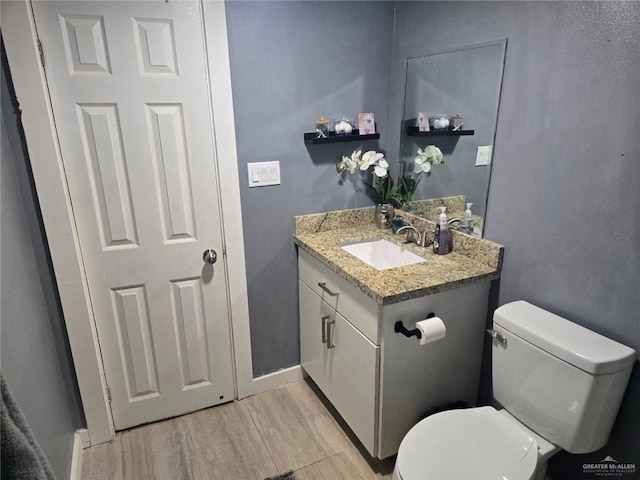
[[340, 238, 427, 271]]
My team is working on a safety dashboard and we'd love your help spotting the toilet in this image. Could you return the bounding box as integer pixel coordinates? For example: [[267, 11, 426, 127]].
[[393, 300, 635, 480]]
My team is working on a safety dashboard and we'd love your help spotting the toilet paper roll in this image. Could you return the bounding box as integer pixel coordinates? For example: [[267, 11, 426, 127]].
[[415, 317, 446, 345]]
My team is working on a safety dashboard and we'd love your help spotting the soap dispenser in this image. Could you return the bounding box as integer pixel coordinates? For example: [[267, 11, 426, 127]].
[[464, 203, 474, 234], [433, 207, 451, 255]]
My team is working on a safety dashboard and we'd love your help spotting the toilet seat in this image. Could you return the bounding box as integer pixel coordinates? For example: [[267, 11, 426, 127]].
[[395, 407, 539, 480]]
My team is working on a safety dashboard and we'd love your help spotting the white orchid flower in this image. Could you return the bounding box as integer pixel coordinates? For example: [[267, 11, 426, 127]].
[[412, 144, 443, 176], [414, 155, 432, 174], [337, 149, 362, 174], [422, 145, 443, 164], [374, 158, 389, 177], [335, 149, 395, 203], [360, 151, 384, 170]]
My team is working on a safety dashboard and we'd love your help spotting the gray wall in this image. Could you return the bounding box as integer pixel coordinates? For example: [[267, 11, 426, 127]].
[[225, 1, 395, 376], [390, 1, 640, 477], [1, 44, 85, 479]]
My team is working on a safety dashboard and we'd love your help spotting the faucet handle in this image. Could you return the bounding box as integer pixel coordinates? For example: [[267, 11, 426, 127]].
[[397, 225, 427, 247], [397, 225, 417, 243], [407, 230, 422, 245], [420, 232, 433, 248]]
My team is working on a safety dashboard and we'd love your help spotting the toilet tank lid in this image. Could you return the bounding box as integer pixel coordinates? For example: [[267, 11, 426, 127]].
[[494, 301, 635, 374]]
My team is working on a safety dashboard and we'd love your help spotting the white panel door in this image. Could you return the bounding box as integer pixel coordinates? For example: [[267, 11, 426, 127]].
[[31, 0, 234, 429]]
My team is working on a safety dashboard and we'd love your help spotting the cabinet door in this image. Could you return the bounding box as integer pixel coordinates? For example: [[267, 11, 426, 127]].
[[330, 312, 380, 456], [299, 280, 333, 397]]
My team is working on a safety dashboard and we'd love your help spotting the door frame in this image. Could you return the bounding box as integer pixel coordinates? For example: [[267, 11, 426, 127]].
[[1, 0, 276, 445]]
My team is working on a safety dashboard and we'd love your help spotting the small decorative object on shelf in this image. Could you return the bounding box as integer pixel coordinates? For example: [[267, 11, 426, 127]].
[[430, 114, 451, 131], [452, 112, 464, 131], [333, 116, 355, 135], [417, 111, 430, 132], [358, 113, 376, 135], [315, 117, 329, 138]]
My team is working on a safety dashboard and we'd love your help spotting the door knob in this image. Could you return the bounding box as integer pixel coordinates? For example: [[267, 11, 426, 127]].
[[202, 249, 217, 265]]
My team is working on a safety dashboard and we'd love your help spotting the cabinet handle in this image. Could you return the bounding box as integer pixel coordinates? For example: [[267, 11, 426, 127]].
[[317, 282, 338, 297], [326, 318, 336, 349], [321, 315, 329, 344]]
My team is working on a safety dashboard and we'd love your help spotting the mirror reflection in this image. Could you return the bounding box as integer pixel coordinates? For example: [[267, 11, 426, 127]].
[[399, 40, 507, 237]]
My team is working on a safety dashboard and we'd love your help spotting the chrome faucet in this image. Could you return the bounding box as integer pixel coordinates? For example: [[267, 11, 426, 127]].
[[397, 225, 430, 247]]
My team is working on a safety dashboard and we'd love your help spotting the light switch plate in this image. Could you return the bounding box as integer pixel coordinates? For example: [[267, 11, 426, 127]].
[[248, 161, 281, 187], [475, 145, 493, 166]]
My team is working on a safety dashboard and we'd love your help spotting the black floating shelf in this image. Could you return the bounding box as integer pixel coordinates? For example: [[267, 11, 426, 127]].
[[304, 130, 380, 144], [406, 127, 475, 137]]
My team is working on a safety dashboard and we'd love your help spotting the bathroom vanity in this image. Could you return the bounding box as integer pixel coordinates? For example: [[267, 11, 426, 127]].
[[294, 207, 503, 459]]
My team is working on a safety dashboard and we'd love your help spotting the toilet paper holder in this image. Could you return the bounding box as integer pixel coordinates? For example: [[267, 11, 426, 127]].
[[395, 312, 436, 340]]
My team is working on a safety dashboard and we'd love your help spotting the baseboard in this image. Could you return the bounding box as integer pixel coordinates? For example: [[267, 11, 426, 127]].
[[249, 365, 303, 397], [69, 430, 86, 480], [77, 428, 91, 448]]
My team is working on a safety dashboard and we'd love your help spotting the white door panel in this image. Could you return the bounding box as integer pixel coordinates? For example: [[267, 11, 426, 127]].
[[32, 0, 234, 429], [330, 312, 379, 456], [299, 280, 332, 397]]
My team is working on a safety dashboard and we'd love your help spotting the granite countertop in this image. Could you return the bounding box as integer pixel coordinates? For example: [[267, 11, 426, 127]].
[[294, 206, 503, 306]]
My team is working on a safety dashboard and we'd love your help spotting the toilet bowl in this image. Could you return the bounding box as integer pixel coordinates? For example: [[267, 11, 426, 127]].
[[393, 407, 538, 480], [392, 301, 635, 480], [392, 407, 558, 480]]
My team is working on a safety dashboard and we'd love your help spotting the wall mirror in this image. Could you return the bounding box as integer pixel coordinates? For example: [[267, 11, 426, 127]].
[[399, 39, 507, 237]]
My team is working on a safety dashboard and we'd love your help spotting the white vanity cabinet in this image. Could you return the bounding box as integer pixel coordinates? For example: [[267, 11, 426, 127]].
[[298, 254, 379, 455], [298, 249, 491, 459]]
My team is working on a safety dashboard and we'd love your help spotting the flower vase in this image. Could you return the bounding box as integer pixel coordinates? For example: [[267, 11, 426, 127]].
[[374, 203, 394, 229], [401, 200, 414, 212]]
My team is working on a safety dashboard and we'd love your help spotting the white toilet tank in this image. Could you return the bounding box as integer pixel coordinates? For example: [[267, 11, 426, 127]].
[[491, 301, 635, 454]]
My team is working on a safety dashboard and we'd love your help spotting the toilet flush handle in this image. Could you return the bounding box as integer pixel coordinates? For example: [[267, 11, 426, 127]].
[[487, 329, 507, 346]]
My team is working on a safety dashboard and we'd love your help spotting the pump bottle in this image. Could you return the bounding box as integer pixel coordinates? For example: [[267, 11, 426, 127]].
[[464, 203, 474, 234], [433, 207, 451, 255]]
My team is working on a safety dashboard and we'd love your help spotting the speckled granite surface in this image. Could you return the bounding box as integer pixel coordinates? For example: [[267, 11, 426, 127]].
[[294, 206, 503, 305]]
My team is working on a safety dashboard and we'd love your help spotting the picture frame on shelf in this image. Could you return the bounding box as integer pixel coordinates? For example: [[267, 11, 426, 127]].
[[417, 111, 430, 132], [358, 112, 375, 135]]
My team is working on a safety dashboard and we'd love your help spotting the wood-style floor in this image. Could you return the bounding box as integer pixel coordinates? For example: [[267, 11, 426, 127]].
[[81, 379, 395, 479]]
